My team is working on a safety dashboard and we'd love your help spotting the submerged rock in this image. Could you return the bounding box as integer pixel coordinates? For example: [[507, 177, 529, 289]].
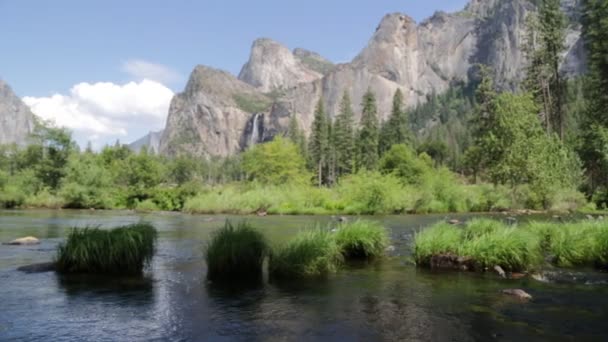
[[494, 265, 506, 279], [17, 262, 56, 274], [430, 253, 473, 271], [501, 289, 532, 301], [3, 236, 40, 245]]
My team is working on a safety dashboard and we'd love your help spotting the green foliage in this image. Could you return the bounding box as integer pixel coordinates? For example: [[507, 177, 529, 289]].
[[309, 99, 330, 186], [335, 220, 389, 259], [55, 223, 157, 274], [270, 229, 342, 279], [379, 89, 412, 154], [242, 136, 309, 185], [415, 220, 543, 272], [30, 124, 75, 190], [379, 144, 431, 185], [547, 221, 608, 267], [337, 171, 403, 215], [414, 223, 462, 267], [205, 221, 269, 281], [333, 92, 356, 177], [356, 90, 380, 171], [59, 153, 113, 209]]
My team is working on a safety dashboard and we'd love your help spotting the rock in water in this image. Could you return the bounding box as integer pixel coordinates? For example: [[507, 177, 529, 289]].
[[494, 265, 506, 279], [4, 236, 40, 245], [502, 289, 532, 300], [430, 254, 473, 271], [17, 262, 56, 273]]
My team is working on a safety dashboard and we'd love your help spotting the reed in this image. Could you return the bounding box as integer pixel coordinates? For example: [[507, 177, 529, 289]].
[[205, 221, 269, 281], [334, 220, 389, 259], [56, 223, 157, 275]]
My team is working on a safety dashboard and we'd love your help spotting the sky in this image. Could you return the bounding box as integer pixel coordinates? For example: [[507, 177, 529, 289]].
[[0, 0, 469, 148]]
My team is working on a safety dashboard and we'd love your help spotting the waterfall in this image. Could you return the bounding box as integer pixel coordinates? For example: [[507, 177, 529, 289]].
[[250, 113, 261, 147]]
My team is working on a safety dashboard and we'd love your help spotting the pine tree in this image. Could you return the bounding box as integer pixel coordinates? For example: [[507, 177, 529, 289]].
[[466, 65, 497, 183], [379, 89, 411, 155], [524, 0, 567, 139], [579, 0, 608, 198], [356, 90, 380, 171], [333, 92, 355, 178], [286, 114, 307, 159], [308, 99, 330, 186]]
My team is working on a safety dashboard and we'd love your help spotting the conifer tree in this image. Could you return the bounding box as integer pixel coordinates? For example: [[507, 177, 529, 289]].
[[333, 92, 355, 178], [309, 99, 330, 186], [286, 114, 307, 159], [356, 90, 380, 171], [379, 89, 411, 155]]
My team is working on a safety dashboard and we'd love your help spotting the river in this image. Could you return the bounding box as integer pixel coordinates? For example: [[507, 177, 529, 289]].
[[0, 210, 607, 341]]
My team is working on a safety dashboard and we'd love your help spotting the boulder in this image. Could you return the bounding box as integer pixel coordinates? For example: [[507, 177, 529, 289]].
[[501, 289, 532, 300], [3, 236, 40, 245], [494, 265, 506, 278], [447, 219, 461, 225], [430, 253, 474, 271], [257, 209, 268, 217]]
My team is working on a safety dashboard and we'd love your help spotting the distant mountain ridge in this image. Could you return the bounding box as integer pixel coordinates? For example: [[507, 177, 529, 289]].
[[0, 79, 36, 146], [141, 0, 586, 157]]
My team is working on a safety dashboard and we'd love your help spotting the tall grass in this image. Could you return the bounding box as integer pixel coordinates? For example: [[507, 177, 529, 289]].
[[459, 227, 542, 271], [205, 221, 269, 281], [335, 220, 389, 259], [56, 223, 157, 274], [414, 223, 462, 267], [415, 219, 608, 272], [269, 229, 342, 279]]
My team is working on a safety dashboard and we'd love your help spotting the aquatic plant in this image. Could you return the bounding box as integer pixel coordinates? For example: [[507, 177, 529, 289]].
[[270, 229, 342, 279], [334, 220, 389, 259], [413, 223, 462, 267], [205, 221, 269, 281], [459, 227, 543, 271], [415, 220, 542, 272], [55, 223, 157, 275], [548, 221, 603, 267]]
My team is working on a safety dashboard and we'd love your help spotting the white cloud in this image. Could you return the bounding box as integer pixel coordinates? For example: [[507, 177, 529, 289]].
[[122, 60, 182, 84], [23, 79, 174, 147]]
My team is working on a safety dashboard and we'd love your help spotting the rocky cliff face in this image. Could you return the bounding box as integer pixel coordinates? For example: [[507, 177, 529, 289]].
[[0, 79, 36, 145], [160, 0, 586, 158], [128, 130, 163, 154], [238, 38, 324, 93]]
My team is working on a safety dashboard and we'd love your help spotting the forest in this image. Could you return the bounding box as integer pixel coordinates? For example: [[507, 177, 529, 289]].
[[1, 0, 607, 216]]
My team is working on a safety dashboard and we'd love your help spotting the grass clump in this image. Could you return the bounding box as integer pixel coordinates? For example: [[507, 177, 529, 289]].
[[205, 221, 269, 282], [56, 223, 157, 275], [335, 220, 389, 259], [414, 219, 543, 272], [548, 221, 603, 267], [270, 229, 342, 279], [460, 227, 542, 271], [414, 223, 462, 267]]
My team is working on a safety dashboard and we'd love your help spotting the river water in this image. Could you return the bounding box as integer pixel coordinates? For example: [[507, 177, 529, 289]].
[[0, 210, 607, 341]]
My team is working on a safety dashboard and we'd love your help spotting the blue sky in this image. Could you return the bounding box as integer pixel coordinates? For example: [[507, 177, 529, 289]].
[[0, 0, 468, 146]]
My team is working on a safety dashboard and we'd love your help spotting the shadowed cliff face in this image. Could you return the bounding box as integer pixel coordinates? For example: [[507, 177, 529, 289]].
[[0, 80, 36, 146], [158, 0, 586, 158]]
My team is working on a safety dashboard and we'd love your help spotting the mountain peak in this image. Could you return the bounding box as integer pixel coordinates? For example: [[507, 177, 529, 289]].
[[238, 37, 323, 92]]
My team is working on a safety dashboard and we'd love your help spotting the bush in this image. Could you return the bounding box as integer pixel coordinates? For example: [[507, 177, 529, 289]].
[[335, 220, 389, 259], [270, 229, 342, 279], [135, 199, 160, 212], [56, 223, 157, 274], [337, 171, 403, 214], [205, 221, 269, 281]]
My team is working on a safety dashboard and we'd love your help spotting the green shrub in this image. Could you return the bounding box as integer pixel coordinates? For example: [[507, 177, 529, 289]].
[[135, 199, 160, 212], [335, 220, 389, 259], [205, 221, 269, 281], [270, 229, 342, 279], [462, 218, 506, 240], [337, 171, 403, 214], [56, 223, 157, 274]]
